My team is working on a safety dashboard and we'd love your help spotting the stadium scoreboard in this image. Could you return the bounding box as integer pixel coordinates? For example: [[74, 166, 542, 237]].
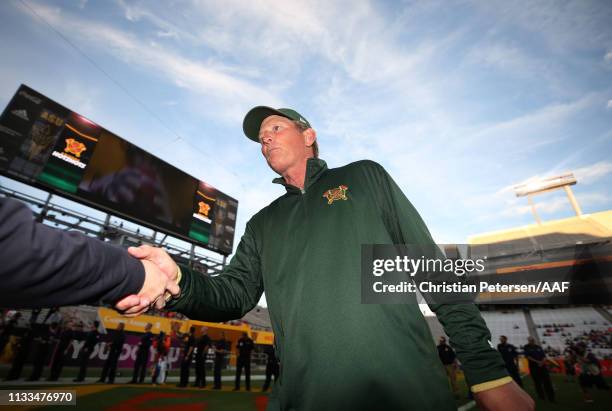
[[0, 84, 238, 255]]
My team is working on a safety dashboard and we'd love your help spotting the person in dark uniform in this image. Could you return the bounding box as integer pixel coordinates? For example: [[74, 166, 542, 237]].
[[130, 322, 153, 384], [5, 325, 33, 381], [74, 321, 100, 382], [498, 335, 522, 387], [194, 326, 211, 388], [262, 344, 279, 392], [28, 322, 59, 381], [48, 322, 77, 381], [98, 322, 125, 384], [177, 326, 196, 387], [575, 343, 610, 403], [437, 336, 458, 395], [213, 332, 229, 389], [234, 332, 254, 391], [523, 337, 555, 402]]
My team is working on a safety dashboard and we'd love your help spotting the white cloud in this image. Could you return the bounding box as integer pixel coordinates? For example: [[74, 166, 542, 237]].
[[605, 51, 612, 62], [573, 162, 612, 184], [466, 43, 546, 77], [607, 99, 612, 109], [471, 0, 612, 53], [466, 93, 600, 144], [27, 2, 283, 118]]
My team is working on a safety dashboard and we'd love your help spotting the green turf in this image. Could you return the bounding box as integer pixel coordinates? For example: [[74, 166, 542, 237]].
[[0, 365, 266, 380]]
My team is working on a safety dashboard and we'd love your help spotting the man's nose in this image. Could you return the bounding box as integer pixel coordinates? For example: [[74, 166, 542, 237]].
[[261, 131, 273, 143]]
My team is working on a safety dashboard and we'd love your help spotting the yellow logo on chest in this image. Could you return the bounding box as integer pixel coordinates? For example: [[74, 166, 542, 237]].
[[322, 185, 349, 205]]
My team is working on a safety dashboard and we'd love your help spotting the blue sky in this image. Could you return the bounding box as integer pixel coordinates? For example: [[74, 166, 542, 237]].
[[1, 0, 611, 305]]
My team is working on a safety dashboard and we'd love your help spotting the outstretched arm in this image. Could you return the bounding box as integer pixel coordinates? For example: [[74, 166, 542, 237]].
[[117, 221, 264, 321], [0, 197, 175, 308]]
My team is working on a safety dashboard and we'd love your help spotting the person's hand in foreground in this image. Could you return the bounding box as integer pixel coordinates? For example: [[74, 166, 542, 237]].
[[114, 245, 179, 316], [474, 381, 535, 411]]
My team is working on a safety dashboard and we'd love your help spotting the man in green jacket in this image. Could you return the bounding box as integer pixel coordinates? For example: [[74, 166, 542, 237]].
[[118, 106, 533, 410]]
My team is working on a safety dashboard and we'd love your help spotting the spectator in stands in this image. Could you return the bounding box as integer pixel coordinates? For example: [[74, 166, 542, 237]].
[[523, 336, 555, 403], [213, 332, 229, 390], [234, 332, 255, 391], [262, 344, 279, 392], [498, 336, 522, 387], [130, 322, 153, 384], [437, 336, 458, 396], [98, 322, 125, 384], [74, 321, 100, 382], [575, 343, 610, 403], [194, 326, 211, 388], [177, 326, 196, 387]]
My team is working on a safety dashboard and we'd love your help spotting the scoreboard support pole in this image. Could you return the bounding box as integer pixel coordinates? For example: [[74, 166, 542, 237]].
[[35, 192, 53, 223]]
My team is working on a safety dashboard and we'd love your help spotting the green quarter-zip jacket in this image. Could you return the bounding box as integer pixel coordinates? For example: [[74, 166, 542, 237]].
[[169, 158, 508, 410]]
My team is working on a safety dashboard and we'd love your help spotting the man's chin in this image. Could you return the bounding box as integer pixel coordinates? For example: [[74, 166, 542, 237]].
[[266, 159, 284, 175]]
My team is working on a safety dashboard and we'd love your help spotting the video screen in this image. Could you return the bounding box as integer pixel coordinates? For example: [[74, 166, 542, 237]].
[[0, 84, 237, 255]]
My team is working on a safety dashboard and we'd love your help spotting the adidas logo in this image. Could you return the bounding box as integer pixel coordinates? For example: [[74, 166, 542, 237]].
[[11, 109, 29, 121]]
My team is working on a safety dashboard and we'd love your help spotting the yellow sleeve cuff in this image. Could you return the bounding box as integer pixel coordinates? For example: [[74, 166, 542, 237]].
[[471, 376, 513, 393]]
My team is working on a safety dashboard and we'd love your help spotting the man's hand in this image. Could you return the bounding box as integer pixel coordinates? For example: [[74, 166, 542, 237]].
[[128, 245, 179, 282], [115, 259, 180, 317], [474, 381, 534, 411], [114, 246, 179, 316]]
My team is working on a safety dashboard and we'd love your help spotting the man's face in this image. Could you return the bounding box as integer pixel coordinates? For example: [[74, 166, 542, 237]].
[[500, 336, 507, 344], [439, 337, 446, 344], [259, 115, 309, 175]]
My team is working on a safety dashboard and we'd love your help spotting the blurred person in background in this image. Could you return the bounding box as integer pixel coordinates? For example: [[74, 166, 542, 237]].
[[523, 336, 555, 403], [130, 322, 153, 384], [98, 322, 125, 384], [193, 326, 211, 388], [498, 335, 522, 387], [75, 321, 101, 382]]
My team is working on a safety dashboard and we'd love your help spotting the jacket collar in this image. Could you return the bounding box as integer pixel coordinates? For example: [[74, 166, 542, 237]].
[[273, 157, 328, 193]]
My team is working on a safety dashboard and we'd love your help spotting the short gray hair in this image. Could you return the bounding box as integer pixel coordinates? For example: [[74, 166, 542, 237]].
[[293, 120, 319, 158]]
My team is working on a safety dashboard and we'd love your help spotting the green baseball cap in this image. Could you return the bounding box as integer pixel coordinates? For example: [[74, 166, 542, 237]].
[[242, 106, 311, 142]]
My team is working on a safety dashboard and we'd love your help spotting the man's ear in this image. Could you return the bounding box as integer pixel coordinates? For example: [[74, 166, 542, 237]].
[[303, 128, 316, 148]]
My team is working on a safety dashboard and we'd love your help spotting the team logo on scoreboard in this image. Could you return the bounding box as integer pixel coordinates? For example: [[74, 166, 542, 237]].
[[322, 185, 349, 205], [64, 138, 87, 158], [198, 201, 211, 217]]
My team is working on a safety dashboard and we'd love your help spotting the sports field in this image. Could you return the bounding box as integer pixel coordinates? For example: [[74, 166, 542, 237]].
[[1, 374, 610, 410]]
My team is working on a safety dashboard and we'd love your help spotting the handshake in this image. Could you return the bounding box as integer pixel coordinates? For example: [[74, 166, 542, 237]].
[[114, 245, 181, 317]]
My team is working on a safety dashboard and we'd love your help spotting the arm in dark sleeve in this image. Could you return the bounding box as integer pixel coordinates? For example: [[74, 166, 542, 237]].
[[166, 220, 263, 322], [0, 197, 145, 308], [364, 161, 508, 387]]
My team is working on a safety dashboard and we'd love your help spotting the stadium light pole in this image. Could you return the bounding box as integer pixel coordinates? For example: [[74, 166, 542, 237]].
[[513, 173, 582, 224]]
